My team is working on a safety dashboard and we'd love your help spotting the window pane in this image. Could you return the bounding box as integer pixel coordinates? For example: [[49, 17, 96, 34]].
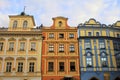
[[9, 42, 14, 51], [18, 62, 23, 72], [48, 62, 54, 71], [59, 62, 64, 71], [6, 62, 12, 72], [70, 62, 75, 71], [29, 62, 34, 72], [20, 42, 25, 51], [0, 42, 3, 51], [31, 42, 36, 51], [23, 21, 27, 28]]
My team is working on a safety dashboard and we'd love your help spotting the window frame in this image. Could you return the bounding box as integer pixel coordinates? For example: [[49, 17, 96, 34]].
[[48, 62, 54, 71]]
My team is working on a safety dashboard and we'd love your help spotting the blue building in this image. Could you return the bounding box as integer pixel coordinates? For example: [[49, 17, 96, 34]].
[[77, 19, 120, 80]]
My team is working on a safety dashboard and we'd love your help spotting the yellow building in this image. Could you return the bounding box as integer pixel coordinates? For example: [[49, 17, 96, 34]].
[[78, 18, 120, 80], [0, 12, 42, 80], [42, 16, 80, 80]]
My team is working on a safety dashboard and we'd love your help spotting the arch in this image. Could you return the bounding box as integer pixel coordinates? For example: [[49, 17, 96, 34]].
[[115, 77, 120, 80], [16, 57, 25, 60], [8, 37, 16, 41], [13, 20, 17, 28], [90, 77, 99, 80], [23, 20, 28, 28], [28, 57, 37, 60], [58, 21, 62, 27], [5, 57, 14, 60]]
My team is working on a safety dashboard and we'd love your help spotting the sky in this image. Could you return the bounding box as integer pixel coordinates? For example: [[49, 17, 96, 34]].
[[0, 0, 120, 27]]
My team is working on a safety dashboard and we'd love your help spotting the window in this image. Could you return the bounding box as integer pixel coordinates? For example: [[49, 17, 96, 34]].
[[49, 33, 54, 38], [0, 42, 3, 51], [59, 33, 64, 38], [9, 42, 14, 51], [17, 62, 23, 72], [59, 44, 64, 52], [69, 44, 75, 52], [113, 42, 118, 50], [69, 33, 74, 38], [48, 62, 54, 71], [88, 32, 92, 36], [58, 21, 62, 27], [117, 34, 119, 38], [116, 54, 120, 68], [96, 32, 100, 36], [6, 62, 12, 72], [59, 62, 64, 71], [101, 53, 107, 67], [70, 62, 75, 71], [13, 20, 17, 28], [31, 42, 36, 51], [49, 44, 54, 52], [23, 21, 28, 28], [20, 42, 25, 51], [86, 52, 92, 67], [99, 40, 105, 49], [29, 62, 34, 72], [85, 39, 91, 49]]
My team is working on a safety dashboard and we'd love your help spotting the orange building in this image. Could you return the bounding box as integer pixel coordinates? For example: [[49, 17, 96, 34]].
[[42, 16, 80, 80]]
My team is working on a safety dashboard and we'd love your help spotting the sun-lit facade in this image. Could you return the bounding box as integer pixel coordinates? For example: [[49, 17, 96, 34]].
[[42, 16, 80, 80], [0, 12, 42, 80], [78, 19, 120, 80]]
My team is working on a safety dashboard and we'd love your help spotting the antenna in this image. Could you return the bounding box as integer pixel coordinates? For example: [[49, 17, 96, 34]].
[[23, 6, 26, 13]]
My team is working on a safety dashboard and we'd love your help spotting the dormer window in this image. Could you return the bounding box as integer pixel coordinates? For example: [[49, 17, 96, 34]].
[[13, 20, 17, 28], [58, 21, 62, 27], [23, 20, 28, 28]]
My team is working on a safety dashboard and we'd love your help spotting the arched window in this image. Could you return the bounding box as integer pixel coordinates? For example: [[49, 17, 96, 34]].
[[86, 52, 93, 67], [13, 20, 17, 28], [100, 52, 108, 67], [58, 21, 62, 27], [23, 20, 28, 28], [115, 77, 120, 80], [90, 77, 98, 80]]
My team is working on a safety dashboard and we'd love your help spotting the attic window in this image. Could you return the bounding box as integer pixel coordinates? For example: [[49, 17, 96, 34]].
[[58, 21, 62, 27]]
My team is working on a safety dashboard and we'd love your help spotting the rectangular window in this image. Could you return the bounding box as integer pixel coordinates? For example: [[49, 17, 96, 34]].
[[85, 40, 91, 49], [99, 40, 105, 49], [69, 44, 75, 52], [6, 62, 12, 72], [9, 42, 14, 51], [101, 57, 107, 67], [88, 32, 92, 36], [69, 33, 74, 38], [70, 62, 75, 71], [48, 62, 54, 71], [0, 42, 3, 51], [117, 34, 119, 38], [31, 42, 36, 51], [17, 62, 23, 72], [116, 58, 120, 68], [59, 33, 64, 38], [29, 62, 34, 72], [113, 42, 118, 50], [59, 62, 64, 71], [49, 33, 54, 38], [96, 32, 100, 36], [49, 44, 54, 52], [20, 42, 25, 51], [86, 58, 92, 67], [59, 44, 64, 52]]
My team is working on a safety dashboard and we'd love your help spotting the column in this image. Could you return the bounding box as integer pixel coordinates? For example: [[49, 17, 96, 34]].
[[15, 38, 19, 55], [1, 57, 5, 74], [24, 57, 28, 75], [4, 38, 8, 55]]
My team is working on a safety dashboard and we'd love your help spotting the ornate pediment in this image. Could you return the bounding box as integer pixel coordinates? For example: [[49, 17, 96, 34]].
[[8, 37, 16, 41], [19, 37, 26, 41], [0, 38, 5, 41], [114, 21, 120, 27], [30, 37, 37, 41]]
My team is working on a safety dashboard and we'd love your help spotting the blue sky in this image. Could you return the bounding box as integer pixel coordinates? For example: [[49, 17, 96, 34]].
[[0, 0, 120, 27]]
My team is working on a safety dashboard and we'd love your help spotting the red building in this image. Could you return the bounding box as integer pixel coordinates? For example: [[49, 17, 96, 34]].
[[42, 16, 80, 80]]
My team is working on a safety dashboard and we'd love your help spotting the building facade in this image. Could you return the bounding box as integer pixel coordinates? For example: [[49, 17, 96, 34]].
[[42, 16, 80, 80], [78, 19, 120, 80], [0, 12, 42, 80]]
